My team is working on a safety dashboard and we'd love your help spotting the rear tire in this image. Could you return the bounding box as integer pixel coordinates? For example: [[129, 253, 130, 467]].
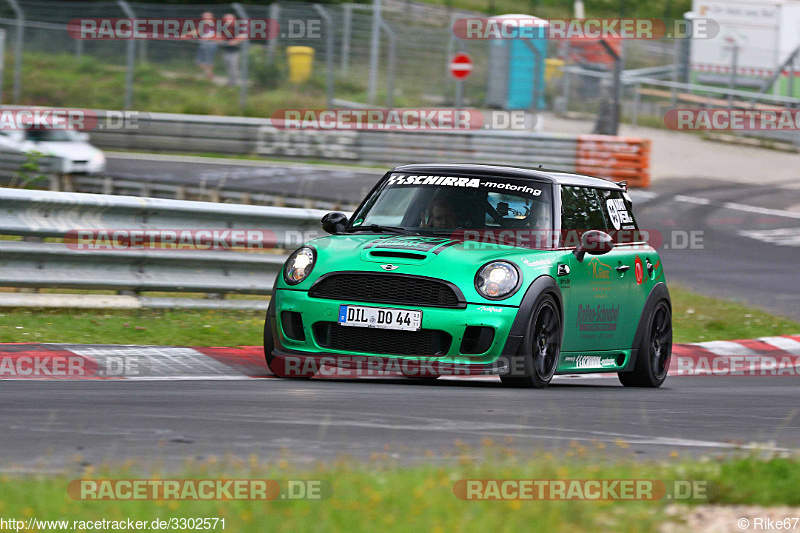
[[500, 294, 561, 389], [264, 300, 315, 379], [619, 300, 671, 388]]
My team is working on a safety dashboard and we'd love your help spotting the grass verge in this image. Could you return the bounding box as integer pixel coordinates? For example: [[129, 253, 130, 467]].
[[0, 449, 797, 532], [0, 286, 796, 346]]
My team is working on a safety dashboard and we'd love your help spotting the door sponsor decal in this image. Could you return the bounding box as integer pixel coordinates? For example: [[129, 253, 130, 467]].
[[634, 256, 644, 285], [587, 257, 612, 279], [606, 198, 633, 230], [576, 304, 620, 331], [575, 355, 618, 369]]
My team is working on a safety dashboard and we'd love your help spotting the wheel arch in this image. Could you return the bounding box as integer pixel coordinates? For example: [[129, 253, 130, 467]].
[[621, 282, 671, 372], [500, 274, 564, 356]]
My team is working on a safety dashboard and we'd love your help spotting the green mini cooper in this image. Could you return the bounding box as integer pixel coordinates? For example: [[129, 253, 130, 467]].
[[265, 164, 671, 388]]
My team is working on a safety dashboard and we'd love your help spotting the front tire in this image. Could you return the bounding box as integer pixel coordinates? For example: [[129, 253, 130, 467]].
[[619, 300, 672, 388], [264, 300, 315, 379], [500, 294, 561, 388]]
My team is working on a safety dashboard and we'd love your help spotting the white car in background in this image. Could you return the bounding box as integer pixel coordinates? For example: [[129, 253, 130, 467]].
[[0, 129, 106, 174]]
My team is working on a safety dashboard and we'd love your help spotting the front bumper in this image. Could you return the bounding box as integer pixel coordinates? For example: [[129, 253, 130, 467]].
[[272, 288, 520, 366]]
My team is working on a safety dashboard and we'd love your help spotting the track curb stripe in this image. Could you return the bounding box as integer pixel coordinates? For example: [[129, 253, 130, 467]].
[[1, 336, 799, 380]]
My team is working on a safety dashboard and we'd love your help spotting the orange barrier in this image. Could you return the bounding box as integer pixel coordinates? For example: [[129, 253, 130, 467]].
[[575, 135, 651, 188]]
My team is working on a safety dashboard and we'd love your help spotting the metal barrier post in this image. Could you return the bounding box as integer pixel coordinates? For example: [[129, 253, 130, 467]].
[[267, 3, 279, 63], [379, 19, 396, 108], [314, 4, 334, 110], [367, 0, 381, 105], [341, 3, 352, 75], [116, 0, 135, 110], [233, 3, 250, 114], [4, 0, 23, 103]]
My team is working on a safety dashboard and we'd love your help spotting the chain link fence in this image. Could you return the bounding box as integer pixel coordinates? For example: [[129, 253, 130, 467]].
[[0, 0, 676, 119]]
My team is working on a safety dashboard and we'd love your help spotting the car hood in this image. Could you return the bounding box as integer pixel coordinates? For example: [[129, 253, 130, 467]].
[[290, 233, 560, 306], [22, 141, 101, 160]]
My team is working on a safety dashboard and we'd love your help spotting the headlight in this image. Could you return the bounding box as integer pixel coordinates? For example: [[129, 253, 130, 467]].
[[475, 261, 520, 300], [284, 246, 316, 285], [90, 151, 106, 167]]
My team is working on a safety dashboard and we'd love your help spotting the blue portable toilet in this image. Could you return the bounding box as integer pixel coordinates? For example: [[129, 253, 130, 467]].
[[485, 14, 548, 110]]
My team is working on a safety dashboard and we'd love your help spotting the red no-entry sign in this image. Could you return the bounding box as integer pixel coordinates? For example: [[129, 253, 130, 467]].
[[449, 53, 473, 80]]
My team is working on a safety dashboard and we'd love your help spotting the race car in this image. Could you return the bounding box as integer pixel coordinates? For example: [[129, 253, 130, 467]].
[[264, 164, 671, 388]]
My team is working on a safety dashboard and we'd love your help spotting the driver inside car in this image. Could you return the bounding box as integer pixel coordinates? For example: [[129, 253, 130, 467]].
[[420, 195, 460, 228]]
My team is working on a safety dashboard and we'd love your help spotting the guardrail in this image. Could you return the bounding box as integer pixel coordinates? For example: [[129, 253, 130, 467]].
[[0, 187, 329, 309], [81, 109, 652, 187], [0, 148, 67, 181], [560, 65, 800, 149]]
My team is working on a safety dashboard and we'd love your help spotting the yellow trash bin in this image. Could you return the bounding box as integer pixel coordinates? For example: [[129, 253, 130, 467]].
[[545, 58, 564, 82], [287, 46, 315, 84]]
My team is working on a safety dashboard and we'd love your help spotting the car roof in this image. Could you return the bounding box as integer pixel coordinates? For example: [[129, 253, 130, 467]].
[[390, 163, 624, 190]]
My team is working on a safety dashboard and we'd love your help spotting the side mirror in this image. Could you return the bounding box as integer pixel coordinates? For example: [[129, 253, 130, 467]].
[[321, 212, 348, 235], [573, 230, 613, 262]]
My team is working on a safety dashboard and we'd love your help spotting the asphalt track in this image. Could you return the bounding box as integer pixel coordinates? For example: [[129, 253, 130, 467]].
[[1, 376, 798, 470], [1, 337, 799, 470]]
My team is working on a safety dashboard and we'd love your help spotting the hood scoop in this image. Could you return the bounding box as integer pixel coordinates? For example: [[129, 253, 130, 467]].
[[366, 250, 428, 261]]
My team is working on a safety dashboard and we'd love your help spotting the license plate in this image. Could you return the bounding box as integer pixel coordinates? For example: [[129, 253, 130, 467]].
[[338, 305, 422, 331]]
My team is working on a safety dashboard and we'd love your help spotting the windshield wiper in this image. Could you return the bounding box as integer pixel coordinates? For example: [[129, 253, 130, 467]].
[[346, 224, 412, 234]]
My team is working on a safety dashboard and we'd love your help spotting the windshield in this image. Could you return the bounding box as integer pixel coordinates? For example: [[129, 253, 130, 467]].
[[349, 173, 553, 236], [25, 129, 81, 142]]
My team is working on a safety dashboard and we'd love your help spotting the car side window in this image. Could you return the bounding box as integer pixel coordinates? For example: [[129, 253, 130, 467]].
[[596, 189, 642, 243], [560, 186, 607, 234]]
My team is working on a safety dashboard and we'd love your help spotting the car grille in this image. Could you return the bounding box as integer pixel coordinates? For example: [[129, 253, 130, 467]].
[[309, 273, 464, 308], [313, 322, 452, 356]]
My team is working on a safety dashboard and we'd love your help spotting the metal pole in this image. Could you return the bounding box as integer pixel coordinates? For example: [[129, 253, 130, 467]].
[[267, 3, 279, 64], [453, 35, 465, 111], [0, 29, 5, 104], [314, 4, 334, 110], [76, 38, 83, 57], [117, 0, 135, 110], [446, 12, 458, 100], [233, 3, 250, 114], [4, 0, 23, 103], [379, 19, 395, 108], [632, 81, 640, 126], [788, 55, 796, 99], [341, 4, 352, 75], [367, 0, 381, 105], [728, 43, 738, 109], [670, 36, 679, 108]]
